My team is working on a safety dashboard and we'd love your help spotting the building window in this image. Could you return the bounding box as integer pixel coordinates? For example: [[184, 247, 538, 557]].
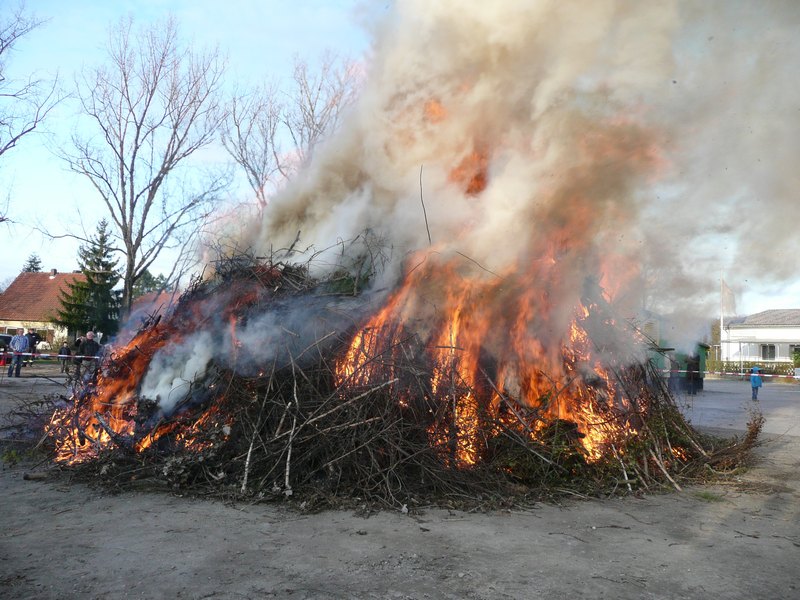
[[761, 344, 776, 360]]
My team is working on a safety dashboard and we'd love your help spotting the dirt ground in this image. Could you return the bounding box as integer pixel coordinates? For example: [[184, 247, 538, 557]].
[[1, 363, 798, 599]]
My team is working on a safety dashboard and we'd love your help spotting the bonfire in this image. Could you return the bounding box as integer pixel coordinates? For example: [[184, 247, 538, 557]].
[[39, 254, 759, 510], [24, 1, 773, 509]]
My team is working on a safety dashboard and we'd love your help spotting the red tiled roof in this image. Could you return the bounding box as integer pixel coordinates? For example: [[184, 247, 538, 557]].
[[0, 271, 86, 323]]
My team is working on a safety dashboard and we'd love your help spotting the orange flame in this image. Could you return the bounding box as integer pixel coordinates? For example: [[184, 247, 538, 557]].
[[335, 253, 642, 467], [49, 276, 274, 465], [449, 148, 489, 195]]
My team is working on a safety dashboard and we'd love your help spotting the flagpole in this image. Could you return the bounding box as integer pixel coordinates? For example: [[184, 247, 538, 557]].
[[720, 276, 724, 362]]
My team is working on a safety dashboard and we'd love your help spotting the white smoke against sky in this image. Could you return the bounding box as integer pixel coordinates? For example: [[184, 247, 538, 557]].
[[231, 0, 800, 315], [145, 1, 800, 412]]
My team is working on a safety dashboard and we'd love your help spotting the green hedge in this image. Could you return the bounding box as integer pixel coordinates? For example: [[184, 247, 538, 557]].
[[706, 359, 796, 377]]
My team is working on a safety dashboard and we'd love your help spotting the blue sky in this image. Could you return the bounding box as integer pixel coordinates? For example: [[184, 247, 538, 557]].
[[0, 0, 372, 284]]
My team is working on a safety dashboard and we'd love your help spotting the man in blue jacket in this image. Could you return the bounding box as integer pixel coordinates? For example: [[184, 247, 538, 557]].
[[7, 328, 29, 378]]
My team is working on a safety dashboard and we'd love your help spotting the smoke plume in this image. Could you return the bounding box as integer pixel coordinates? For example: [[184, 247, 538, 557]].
[[237, 1, 799, 314], [145, 1, 800, 409]]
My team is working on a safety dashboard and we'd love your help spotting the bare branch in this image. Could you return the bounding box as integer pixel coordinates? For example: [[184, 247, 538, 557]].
[[220, 83, 282, 209], [280, 52, 360, 178], [0, 5, 62, 160], [58, 16, 227, 313], [221, 51, 360, 210]]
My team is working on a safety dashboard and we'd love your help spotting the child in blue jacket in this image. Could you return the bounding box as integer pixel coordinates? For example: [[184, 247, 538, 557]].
[[750, 367, 763, 400]]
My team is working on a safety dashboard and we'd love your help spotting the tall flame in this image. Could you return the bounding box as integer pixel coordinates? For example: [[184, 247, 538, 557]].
[[335, 249, 645, 466]]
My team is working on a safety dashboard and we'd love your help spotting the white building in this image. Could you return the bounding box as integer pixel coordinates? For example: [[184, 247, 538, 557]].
[[721, 309, 800, 365]]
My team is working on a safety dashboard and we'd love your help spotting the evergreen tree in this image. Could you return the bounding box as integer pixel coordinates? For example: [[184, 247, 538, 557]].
[[22, 253, 42, 272], [132, 269, 168, 299], [55, 220, 122, 337]]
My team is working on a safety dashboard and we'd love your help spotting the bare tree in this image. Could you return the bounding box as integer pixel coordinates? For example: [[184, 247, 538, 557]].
[[282, 53, 359, 175], [0, 3, 60, 220], [221, 82, 281, 209], [61, 16, 227, 313], [221, 52, 359, 210]]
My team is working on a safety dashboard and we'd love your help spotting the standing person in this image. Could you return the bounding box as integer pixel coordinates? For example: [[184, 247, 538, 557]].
[[75, 331, 101, 382], [667, 357, 678, 393], [686, 356, 700, 396], [24, 329, 39, 366], [69, 335, 83, 383], [750, 366, 763, 401], [59, 341, 72, 373], [7, 328, 29, 378]]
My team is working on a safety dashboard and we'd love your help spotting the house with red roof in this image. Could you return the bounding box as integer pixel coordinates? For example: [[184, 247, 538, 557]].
[[0, 270, 86, 346]]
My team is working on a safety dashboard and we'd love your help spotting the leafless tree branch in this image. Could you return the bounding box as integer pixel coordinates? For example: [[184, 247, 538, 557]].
[[221, 52, 360, 211], [0, 3, 62, 202], [58, 16, 228, 313]]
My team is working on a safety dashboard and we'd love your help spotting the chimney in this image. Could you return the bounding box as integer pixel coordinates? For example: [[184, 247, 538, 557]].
[[49, 269, 57, 279]]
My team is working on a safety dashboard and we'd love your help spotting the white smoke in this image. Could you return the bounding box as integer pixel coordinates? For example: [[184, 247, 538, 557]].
[[139, 331, 216, 414], [232, 0, 800, 315], [139, 295, 363, 414], [147, 1, 800, 410]]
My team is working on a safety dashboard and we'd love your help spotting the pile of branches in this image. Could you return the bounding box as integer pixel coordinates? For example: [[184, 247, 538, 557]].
[[36, 258, 761, 510]]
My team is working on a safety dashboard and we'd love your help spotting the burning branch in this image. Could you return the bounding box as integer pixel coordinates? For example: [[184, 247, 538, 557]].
[[27, 257, 761, 509]]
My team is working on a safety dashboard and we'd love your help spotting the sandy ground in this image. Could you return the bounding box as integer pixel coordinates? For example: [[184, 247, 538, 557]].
[[1, 363, 798, 600]]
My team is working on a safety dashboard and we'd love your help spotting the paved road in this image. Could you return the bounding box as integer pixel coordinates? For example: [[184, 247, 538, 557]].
[[678, 377, 800, 436]]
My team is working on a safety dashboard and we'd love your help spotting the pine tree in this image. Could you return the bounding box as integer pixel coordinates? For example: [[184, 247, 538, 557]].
[[55, 220, 122, 338], [132, 269, 168, 299], [22, 253, 42, 272]]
